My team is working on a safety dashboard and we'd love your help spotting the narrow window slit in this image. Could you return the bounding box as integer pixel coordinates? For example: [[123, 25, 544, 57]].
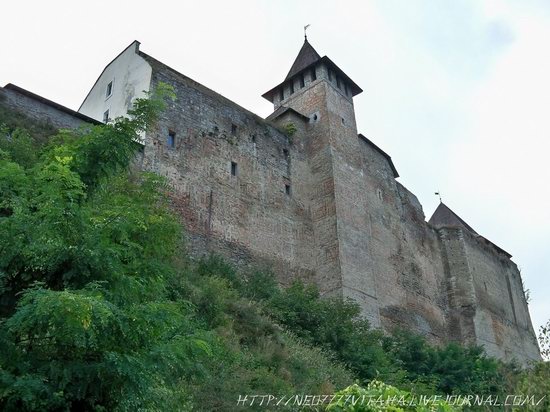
[[167, 130, 176, 148]]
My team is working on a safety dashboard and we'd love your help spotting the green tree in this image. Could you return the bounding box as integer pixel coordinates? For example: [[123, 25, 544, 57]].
[[0, 84, 210, 411]]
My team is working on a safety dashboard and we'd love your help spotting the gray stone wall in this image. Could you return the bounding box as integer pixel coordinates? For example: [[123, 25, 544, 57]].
[[135, 59, 539, 362], [462, 231, 541, 361], [140, 60, 316, 284], [280, 76, 343, 296], [355, 134, 449, 340], [0, 85, 95, 131]]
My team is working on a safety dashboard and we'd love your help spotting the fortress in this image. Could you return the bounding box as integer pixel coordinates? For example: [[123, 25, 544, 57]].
[[0, 39, 541, 363]]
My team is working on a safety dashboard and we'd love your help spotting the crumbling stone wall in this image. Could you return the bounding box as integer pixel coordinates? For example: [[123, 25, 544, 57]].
[[461, 231, 540, 361], [135, 59, 540, 361], [275, 74, 343, 296], [0, 85, 95, 131], [354, 135, 449, 340], [140, 57, 316, 284]]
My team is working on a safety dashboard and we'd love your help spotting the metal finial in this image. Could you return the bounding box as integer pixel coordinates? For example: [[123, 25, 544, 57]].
[[304, 24, 311, 40], [434, 190, 442, 203]]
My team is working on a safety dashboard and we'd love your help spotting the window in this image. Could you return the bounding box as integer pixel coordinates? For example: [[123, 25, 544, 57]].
[[341, 117, 345, 125], [231, 161, 237, 176], [311, 67, 317, 81], [289, 81, 294, 95], [336, 77, 341, 89], [285, 184, 291, 196], [328, 69, 333, 81], [231, 123, 237, 136], [103, 110, 109, 123], [251, 134, 256, 144], [106, 81, 113, 98], [299, 73, 305, 88], [167, 130, 176, 148], [279, 88, 285, 101], [345, 84, 349, 96]]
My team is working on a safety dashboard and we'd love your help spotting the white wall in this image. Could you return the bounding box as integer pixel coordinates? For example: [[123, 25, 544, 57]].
[[79, 41, 152, 125]]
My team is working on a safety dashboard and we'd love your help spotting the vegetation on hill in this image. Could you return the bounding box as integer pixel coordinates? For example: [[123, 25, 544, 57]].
[[0, 86, 548, 411]]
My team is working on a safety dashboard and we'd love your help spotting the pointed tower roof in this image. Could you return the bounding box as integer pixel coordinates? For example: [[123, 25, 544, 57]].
[[285, 39, 321, 80], [262, 39, 362, 103], [429, 203, 512, 258], [429, 203, 478, 234]]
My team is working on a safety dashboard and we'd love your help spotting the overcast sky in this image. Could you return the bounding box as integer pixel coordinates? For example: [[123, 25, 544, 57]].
[[1, 0, 548, 335]]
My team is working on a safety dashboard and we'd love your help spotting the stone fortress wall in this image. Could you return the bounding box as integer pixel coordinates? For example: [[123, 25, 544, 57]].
[[1, 39, 540, 363]]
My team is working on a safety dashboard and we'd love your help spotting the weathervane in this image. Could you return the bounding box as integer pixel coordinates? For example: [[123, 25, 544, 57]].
[[304, 24, 311, 40], [434, 190, 442, 203]]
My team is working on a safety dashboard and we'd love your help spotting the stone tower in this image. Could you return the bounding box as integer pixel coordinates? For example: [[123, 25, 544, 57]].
[[263, 39, 383, 325]]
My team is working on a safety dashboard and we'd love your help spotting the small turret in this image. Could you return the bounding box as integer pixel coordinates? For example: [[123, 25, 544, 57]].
[[262, 39, 362, 110]]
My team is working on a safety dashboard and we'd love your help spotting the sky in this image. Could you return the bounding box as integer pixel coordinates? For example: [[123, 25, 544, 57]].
[[1, 0, 548, 336]]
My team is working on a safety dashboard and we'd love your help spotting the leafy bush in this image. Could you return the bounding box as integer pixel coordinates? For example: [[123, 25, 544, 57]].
[[266, 281, 398, 383], [0, 126, 37, 168], [0, 84, 211, 411], [327, 381, 461, 412], [384, 330, 505, 395], [514, 361, 550, 412], [177, 255, 354, 410]]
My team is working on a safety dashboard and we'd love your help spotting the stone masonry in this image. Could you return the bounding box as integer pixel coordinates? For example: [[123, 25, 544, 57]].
[[2, 39, 540, 363]]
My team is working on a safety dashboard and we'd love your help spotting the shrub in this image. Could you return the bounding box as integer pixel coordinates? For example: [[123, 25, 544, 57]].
[[0, 83, 210, 411], [514, 361, 550, 411], [327, 381, 461, 412]]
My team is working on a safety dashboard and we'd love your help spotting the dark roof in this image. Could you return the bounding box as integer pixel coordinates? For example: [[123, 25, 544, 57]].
[[429, 203, 512, 258], [262, 41, 363, 103], [429, 202, 477, 234], [4, 83, 99, 124], [358, 133, 399, 178], [286, 40, 321, 80], [266, 106, 309, 122]]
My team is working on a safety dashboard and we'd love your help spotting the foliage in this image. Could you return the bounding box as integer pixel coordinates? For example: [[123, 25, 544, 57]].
[[0, 100, 58, 144], [0, 83, 207, 411], [171, 256, 353, 411], [192, 257, 521, 408], [514, 361, 550, 411], [0, 126, 38, 168], [261, 279, 507, 396], [384, 331, 505, 396], [538, 319, 550, 360], [326, 381, 461, 412], [267, 281, 396, 382], [0, 86, 545, 411], [283, 122, 297, 136]]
